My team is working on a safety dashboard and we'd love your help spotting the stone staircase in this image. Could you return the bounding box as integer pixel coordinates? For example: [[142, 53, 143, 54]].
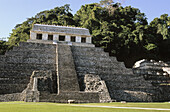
[[0, 42, 57, 94], [71, 46, 160, 102], [57, 44, 80, 92]]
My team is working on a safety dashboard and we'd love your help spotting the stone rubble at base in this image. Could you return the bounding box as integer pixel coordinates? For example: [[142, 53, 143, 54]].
[[0, 24, 170, 103]]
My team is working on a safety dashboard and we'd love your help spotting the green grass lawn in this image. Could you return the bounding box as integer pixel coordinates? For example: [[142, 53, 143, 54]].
[[0, 102, 170, 112]]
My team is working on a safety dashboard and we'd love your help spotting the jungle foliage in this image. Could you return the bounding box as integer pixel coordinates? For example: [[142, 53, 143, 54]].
[[1, 1, 170, 67]]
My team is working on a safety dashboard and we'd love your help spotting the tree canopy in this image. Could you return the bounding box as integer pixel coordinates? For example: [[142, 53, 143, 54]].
[[0, 1, 170, 67]]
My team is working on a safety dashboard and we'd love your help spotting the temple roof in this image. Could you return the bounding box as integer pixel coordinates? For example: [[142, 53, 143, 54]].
[[31, 24, 91, 36]]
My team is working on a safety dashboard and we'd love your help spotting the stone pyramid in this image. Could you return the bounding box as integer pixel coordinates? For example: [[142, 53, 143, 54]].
[[0, 24, 165, 102]]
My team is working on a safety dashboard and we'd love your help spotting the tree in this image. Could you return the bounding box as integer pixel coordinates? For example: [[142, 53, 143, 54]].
[[7, 4, 75, 47], [74, 3, 149, 67], [147, 14, 170, 61], [100, 0, 120, 15], [157, 14, 170, 40]]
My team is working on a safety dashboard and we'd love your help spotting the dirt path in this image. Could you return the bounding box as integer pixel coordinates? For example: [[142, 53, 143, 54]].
[[71, 105, 170, 111]]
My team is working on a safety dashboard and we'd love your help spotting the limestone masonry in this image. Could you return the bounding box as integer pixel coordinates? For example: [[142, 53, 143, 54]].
[[0, 24, 170, 103]]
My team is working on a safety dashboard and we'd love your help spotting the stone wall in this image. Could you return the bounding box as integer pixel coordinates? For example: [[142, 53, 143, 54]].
[[0, 93, 22, 102], [0, 42, 57, 94], [22, 70, 55, 102], [39, 91, 100, 103], [71, 46, 161, 102]]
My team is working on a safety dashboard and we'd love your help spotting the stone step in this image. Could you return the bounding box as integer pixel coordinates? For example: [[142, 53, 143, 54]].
[[75, 61, 125, 69], [74, 58, 123, 67], [0, 56, 55, 64], [100, 74, 144, 80], [76, 66, 133, 74], [110, 89, 155, 96], [71, 46, 104, 52], [76, 69, 133, 77], [73, 54, 117, 61], [100, 76, 144, 84], [11, 47, 56, 53], [0, 75, 30, 79], [108, 87, 156, 93], [158, 85, 170, 88], [0, 63, 56, 71], [105, 81, 152, 88], [5, 51, 56, 58], [18, 42, 56, 49], [74, 56, 118, 63], [73, 52, 109, 57], [134, 69, 165, 75], [72, 46, 119, 62], [76, 69, 135, 77], [151, 81, 170, 85], [73, 52, 118, 62], [0, 84, 27, 94], [0, 78, 29, 84], [75, 65, 131, 74], [0, 70, 32, 76], [76, 69, 124, 75], [145, 75, 170, 80], [8, 43, 56, 52], [110, 57, 118, 62]]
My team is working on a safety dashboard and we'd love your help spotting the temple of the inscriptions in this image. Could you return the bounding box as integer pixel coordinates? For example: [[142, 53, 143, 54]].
[[29, 24, 93, 47], [0, 24, 170, 103]]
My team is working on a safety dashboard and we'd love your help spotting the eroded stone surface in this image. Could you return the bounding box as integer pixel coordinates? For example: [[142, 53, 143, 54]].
[[133, 59, 170, 101], [84, 74, 112, 102]]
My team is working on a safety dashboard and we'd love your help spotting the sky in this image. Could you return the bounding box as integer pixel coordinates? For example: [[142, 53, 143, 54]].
[[0, 0, 170, 38]]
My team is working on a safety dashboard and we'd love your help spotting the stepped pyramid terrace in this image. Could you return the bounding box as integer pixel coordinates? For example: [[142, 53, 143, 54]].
[[0, 24, 170, 103]]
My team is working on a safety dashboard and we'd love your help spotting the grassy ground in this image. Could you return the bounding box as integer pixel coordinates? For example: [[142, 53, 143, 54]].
[[0, 102, 169, 112]]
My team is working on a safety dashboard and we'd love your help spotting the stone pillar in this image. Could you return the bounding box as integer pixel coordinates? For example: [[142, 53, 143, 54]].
[[42, 33, 48, 40], [65, 35, 70, 42], [76, 36, 81, 43], [32, 78, 38, 91], [86, 37, 92, 43], [53, 34, 59, 41], [30, 32, 37, 40]]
